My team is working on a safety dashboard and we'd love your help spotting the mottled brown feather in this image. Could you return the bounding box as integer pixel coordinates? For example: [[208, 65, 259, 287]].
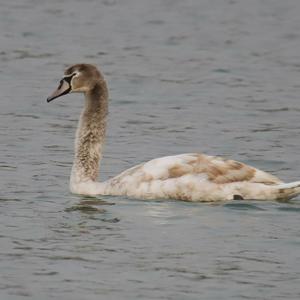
[[167, 154, 257, 184]]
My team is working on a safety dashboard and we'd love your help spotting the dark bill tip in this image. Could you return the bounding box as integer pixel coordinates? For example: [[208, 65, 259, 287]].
[[47, 97, 54, 103]]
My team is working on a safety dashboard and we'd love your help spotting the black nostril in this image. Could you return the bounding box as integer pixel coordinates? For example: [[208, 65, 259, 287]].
[[58, 80, 63, 89]]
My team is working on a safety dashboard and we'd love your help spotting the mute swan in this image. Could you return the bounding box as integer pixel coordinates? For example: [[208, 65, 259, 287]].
[[47, 64, 300, 201]]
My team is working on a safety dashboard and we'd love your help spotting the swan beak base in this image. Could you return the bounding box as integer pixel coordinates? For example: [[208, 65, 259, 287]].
[[47, 79, 71, 103]]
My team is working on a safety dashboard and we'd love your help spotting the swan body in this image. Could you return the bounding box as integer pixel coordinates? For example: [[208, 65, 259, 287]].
[[47, 64, 300, 202]]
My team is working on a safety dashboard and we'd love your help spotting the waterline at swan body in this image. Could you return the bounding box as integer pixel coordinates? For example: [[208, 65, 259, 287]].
[[47, 64, 300, 202]]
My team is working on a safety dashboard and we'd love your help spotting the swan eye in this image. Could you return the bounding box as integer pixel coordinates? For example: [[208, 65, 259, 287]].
[[72, 72, 79, 77], [63, 72, 78, 84]]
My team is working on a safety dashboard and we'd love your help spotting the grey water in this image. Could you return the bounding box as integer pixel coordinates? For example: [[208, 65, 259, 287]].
[[1, 0, 300, 299]]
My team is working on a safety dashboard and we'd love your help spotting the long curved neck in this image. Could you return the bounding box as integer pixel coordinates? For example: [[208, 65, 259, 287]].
[[70, 81, 108, 188]]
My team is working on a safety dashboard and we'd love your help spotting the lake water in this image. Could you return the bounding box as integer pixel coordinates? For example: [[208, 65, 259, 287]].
[[1, 0, 300, 299]]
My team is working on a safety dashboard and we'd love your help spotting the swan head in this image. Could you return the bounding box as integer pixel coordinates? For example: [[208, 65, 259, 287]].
[[47, 64, 102, 102]]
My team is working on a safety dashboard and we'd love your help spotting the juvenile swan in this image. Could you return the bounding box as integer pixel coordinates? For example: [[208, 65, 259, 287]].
[[47, 64, 300, 201]]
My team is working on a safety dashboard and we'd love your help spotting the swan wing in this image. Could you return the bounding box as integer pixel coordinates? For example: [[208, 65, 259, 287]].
[[109, 153, 281, 187]]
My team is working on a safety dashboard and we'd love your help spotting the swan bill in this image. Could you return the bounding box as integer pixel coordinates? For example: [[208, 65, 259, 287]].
[[47, 78, 71, 102]]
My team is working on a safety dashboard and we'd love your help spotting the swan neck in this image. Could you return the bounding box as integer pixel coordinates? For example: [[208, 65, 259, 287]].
[[71, 81, 108, 187]]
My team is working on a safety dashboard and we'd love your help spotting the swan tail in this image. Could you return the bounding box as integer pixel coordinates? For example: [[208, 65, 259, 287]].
[[275, 181, 300, 200]]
